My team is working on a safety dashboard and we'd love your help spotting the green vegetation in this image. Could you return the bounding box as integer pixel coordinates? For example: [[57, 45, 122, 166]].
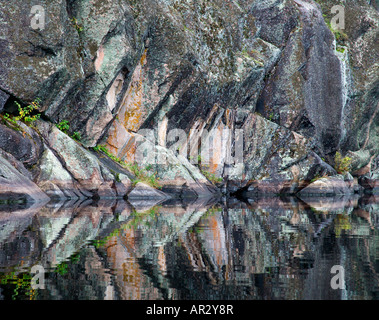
[[71, 131, 81, 141], [14, 99, 41, 123], [201, 169, 223, 185], [56, 120, 82, 141], [0, 271, 36, 300], [55, 262, 68, 275], [188, 206, 223, 234], [322, 13, 348, 46], [71, 17, 84, 34], [334, 151, 352, 174], [126, 162, 161, 189], [93, 144, 161, 189], [92, 227, 122, 248], [1, 112, 18, 126], [310, 174, 321, 183], [241, 48, 264, 67], [183, 24, 194, 33], [54, 252, 81, 276], [1, 99, 42, 132], [333, 30, 348, 44], [93, 144, 123, 164], [56, 120, 70, 133], [336, 46, 345, 54], [1, 99, 41, 125], [194, 155, 223, 185], [70, 252, 80, 264], [128, 206, 160, 229], [310, 173, 329, 183], [334, 214, 351, 238], [0, 198, 26, 205]]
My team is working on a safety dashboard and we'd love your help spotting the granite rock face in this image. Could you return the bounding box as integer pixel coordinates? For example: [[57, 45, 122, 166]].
[[0, 0, 377, 200], [0, 90, 9, 113], [257, 0, 344, 155]]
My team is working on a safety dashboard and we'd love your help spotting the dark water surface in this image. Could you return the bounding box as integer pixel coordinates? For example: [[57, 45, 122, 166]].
[[1, 195, 379, 300]]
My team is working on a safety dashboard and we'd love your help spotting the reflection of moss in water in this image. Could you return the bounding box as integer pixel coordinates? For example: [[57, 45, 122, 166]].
[[54, 252, 81, 275], [0, 271, 36, 300], [128, 206, 160, 228], [92, 206, 161, 248], [189, 205, 223, 234], [0, 198, 26, 205], [55, 262, 68, 276], [334, 214, 352, 238], [202, 205, 223, 218], [92, 228, 120, 249], [93, 205, 221, 246], [70, 252, 80, 264]]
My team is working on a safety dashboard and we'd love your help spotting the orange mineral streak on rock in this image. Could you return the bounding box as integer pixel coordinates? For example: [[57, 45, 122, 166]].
[[225, 108, 231, 127], [105, 118, 136, 162], [104, 234, 144, 300], [209, 126, 224, 174], [121, 259, 142, 299], [207, 108, 233, 175], [105, 124, 121, 157], [105, 50, 149, 161], [206, 215, 225, 268], [121, 227, 137, 251], [119, 49, 148, 132], [157, 246, 167, 274], [94, 45, 104, 72]]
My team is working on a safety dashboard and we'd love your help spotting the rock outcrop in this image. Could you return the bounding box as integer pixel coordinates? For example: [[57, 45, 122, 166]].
[[0, 0, 377, 201]]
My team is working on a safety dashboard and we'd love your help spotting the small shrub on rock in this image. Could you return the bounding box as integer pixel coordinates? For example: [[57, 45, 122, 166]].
[[334, 151, 352, 174]]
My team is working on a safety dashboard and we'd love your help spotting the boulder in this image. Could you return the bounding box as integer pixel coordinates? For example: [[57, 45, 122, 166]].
[[113, 174, 133, 199], [0, 122, 43, 168], [0, 154, 49, 204], [298, 173, 358, 197], [359, 169, 379, 194], [43, 125, 114, 191], [127, 182, 170, 200]]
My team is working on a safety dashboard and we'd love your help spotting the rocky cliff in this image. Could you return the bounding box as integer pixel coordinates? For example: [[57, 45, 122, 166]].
[[0, 0, 378, 203]]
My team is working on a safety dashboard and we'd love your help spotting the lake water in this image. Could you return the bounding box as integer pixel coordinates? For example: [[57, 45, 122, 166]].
[[1, 194, 378, 300]]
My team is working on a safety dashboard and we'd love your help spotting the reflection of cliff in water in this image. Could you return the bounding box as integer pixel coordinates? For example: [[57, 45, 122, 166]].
[[0, 195, 379, 300]]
